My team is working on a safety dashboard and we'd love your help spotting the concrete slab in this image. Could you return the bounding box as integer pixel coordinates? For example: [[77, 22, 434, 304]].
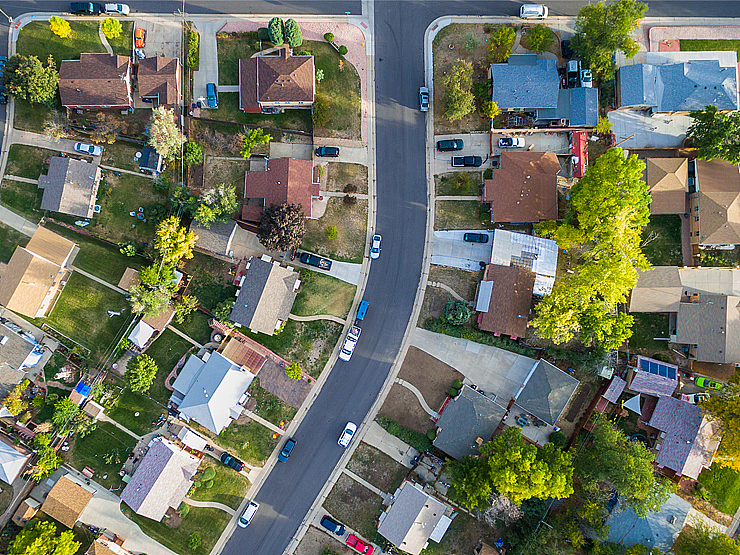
[[608, 110, 692, 149], [270, 142, 313, 161], [135, 19, 182, 60], [431, 230, 493, 270], [432, 133, 489, 175], [192, 20, 224, 109], [293, 255, 362, 286], [362, 422, 419, 468]]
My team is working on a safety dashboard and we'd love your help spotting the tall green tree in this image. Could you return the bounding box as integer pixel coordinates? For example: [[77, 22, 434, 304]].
[[148, 106, 185, 160], [268, 17, 284, 44], [126, 354, 158, 393], [3, 54, 59, 104], [30, 446, 62, 480], [687, 105, 740, 165], [257, 203, 306, 251], [193, 185, 239, 228], [284, 19, 303, 47], [240, 128, 272, 159], [571, 0, 647, 78], [52, 397, 80, 433], [674, 522, 740, 555], [443, 59, 475, 122], [701, 373, 740, 470], [129, 284, 171, 318], [155, 216, 197, 263], [525, 24, 553, 53], [9, 520, 80, 555]]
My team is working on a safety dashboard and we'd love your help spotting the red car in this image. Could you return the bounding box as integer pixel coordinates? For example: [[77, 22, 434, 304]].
[[346, 534, 374, 555], [134, 28, 145, 48]]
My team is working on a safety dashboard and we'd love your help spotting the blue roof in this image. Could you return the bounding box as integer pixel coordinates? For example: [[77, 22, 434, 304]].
[[491, 55, 559, 110], [607, 494, 690, 552], [536, 88, 599, 127], [74, 381, 91, 397]]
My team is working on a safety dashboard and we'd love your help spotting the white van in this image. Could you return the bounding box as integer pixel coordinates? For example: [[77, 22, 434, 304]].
[[238, 501, 260, 528], [520, 4, 548, 19]]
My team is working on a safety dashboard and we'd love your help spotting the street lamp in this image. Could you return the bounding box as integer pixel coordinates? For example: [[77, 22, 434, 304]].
[[0, 8, 12, 24]]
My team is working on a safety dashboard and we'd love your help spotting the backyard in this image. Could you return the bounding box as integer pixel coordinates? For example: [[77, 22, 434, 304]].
[[106, 387, 167, 437], [698, 462, 740, 515], [642, 215, 683, 266], [0, 179, 44, 223], [0, 222, 29, 264], [184, 253, 237, 312], [292, 271, 356, 319], [172, 310, 213, 346], [629, 313, 670, 355], [203, 92, 313, 134], [101, 141, 147, 173], [189, 456, 250, 510], [302, 198, 368, 263], [144, 329, 193, 404]]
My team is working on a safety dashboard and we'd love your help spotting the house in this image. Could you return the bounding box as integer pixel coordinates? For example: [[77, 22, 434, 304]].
[[137, 56, 182, 109], [41, 475, 94, 528], [138, 146, 163, 175], [87, 537, 135, 555], [239, 46, 314, 113], [483, 152, 560, 223], [230, 257, 300, 335], [433, 385, 507, 459], [59, 53, 133, 110], [535, 87, 599, 127], [127, 305, 176, 349], [476, 264, 535, 338], [38, 156, 101, 218], [242, 158, 320, 221], [513, 359, 579, 427], [606, 494, 690, 552], [120, 437, 199, 521], [0, 319, 46, 374], [490, 230, 558, 295], [0, 437, 30, 485], [675, 294, 740, 364], [82, 400, 104, 421], [648, 395, 720, 479], [0, 227, 76, 318], [618, 51, 738, 113], [627, 356, 679, 397], [11, 498, 40, 527], [689, 159, 740, 248], [192, 221, 251, 258], [644, 158, 689, 214], [489, 55, 559, 111], [169, 351, 255, 434], [377, 481, 452, 555]]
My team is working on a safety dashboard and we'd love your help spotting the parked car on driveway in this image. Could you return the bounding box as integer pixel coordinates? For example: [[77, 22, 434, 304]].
[[498, 137, 525, 148], [683, 392, 710, 404], [300, 253, 332, 270], [220, 452, 244, 472], [581, 69, 593, 88], [437, 139, 464, 152], [74, 142, 103, 156], [134, 28, 145, 48], [419, 86, 429, 111], [695, 377, 722, 390], [316, 146, 340, 157], [320, 515, 346, 536], [451, 156, 482, 167], [464, 232, 489, 243], [370, 234, 382, 259], [338, 422, 357, 447], [206, 83, 218, 108], [346, 534, 374, 554], [277, 437, 296, 462]]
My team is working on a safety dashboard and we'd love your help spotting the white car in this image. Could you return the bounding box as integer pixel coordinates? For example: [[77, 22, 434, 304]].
[[74, 142, 103, 156], [519, 4, 548, 19], [237, 501, 259, 528], [370, 234, 382, 259], [498, 137, 525, 148], [104, 3, 130, 14], [338, 326, 361, 362], [338, 422, 357, 448], [682, 392, 710, 405]]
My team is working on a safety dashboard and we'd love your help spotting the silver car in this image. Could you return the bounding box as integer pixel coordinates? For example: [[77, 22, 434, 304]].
[[74, 142, 103, 156]]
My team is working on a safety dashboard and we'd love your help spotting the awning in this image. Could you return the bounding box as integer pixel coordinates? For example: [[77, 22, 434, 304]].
[[572, 131, 588, 178]]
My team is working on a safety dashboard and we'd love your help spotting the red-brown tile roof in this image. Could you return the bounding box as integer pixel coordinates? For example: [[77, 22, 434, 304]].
[[477, 264, 535, 337], [137, 56, 181, 109], [242, 158, 319, 220], [59, 54, 132, 108], [239, 58, 259, 113]]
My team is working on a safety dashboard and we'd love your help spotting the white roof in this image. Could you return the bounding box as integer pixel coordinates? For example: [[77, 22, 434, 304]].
[[128, 320, 155, 348], [490, 230, 558, 295], [0, 441, 29, 485], [177, 427, 207, 451], [476, 281, 494, 312]]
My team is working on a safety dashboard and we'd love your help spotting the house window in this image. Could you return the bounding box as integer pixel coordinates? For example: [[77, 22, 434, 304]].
[[696, 231, 700, 236]]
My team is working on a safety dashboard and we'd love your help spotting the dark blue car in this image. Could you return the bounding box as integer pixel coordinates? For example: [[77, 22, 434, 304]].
[[277, 437, 296, 462], [320, 515, 345, 536]]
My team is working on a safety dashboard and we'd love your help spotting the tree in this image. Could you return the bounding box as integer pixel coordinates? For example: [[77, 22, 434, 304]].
[[701, 374, 740, 470], [481, 100, 500, 119], [268, 17, 284, 44], [148, 106, 185, 160], [3, 55, 59, 104], [571, 0, 648, 78], [443, 59, 475, 122], [284, 19, 303, 47], [2, 379, 29, 417], [212, 300, 234, 325], [240, 128, 272, 159], [574, 419, 673, 517], [443, 300, 471, 325], [30, 446, 62, 480], [52, 397, 80, 434], [183, 141, 204, 165], [49, 16, 71, 38], [90, 111, 127, 144], [170, 186, 198, 216], [596, 116, 614, 134], [102, 17, 122, 39], [488, 26, 516, 63], [257, 203, 306, 251], [687, 105, 740, 165], [674, 522, 740, 555], [155, 216, 197, 263], [139, 264, 176, 289], [174, 295, 198, 324], [9, 520, 80, 555], [193, 185, 239, 228], [188, 534, 201, 550], [285, 363, 302, 380], [316, 69, 324, 83], [126, 355, 158, 393], [129, 284, 171, 318], [119, 242, 136, 256], [525, 24, 553, 53], [447, 455, 492, 510], [33, 433, 52, 448]]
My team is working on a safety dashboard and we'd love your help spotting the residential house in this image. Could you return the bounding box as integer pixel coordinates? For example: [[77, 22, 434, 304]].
[[120, 437, 199, 521], [475, 264, 535, 339], [483, 152, 560, 223], [137, 56, 182, 109], [177, 426, 208, 452], [230, 256, 300, 335], [675, 294, 740, 364], [689, 159, 740, 249], [535, 87, 599, 127], [41, 475, 94, 528], [192, 221, 251, 258], [377, 481, 452, 555], [648, 395, 720, 479], [11, 498, 40, 527], [489, 55, 559, 111], [59, 53, 133, 110], [644, 158, 689, 214], [490, 230, 558, 295], [627, 356, 679, 397], [606, 494, 691, 552], [169, 351, 255, 434], [242, 158, 320, 221], [618, 51, 738, 113], [0, 437, 30, 485], [512, 359, 579, 427], [138, 146, 163, 175], [239, 46, 315, 113], [0, 227, 76, 318], [0, 319, 46, 378], [87, 537, 135, 555], [38, 156, 101, 218]]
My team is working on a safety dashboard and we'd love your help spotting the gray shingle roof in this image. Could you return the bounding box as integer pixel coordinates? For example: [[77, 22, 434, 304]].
[[514, 359, 579, 425], [491, 55, 559, 110], [37, 157, 100, 218], [607, 494, 690, 552], [676, 295, 740, 363], [536, 87, 599, 127], [193, 221, 237, 256]]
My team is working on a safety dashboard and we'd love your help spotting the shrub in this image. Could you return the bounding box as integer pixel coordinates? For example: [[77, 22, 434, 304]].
[[202, 467, 216, 481], [102, 17, 122, 39], [284, 19, 303, 47], [338, 45, 348, 56], [376, 415, 432, 452], [49, 16, 71, 38], [285, 363, 302, 380], [525, 24, 553, 53], [483, 168, 493, 179], [324, 32, 334, 42], [178, 502, 190, 517], [595, 116, 613, 134], [452, 379, 463, 389], [443, 300, 471, 326], [426, 429, 437, 441], [343, 194, 357, 206], [481, 100, 501, 119], [325, 226, 338, 240], [548, 430, 567, 448], [257, 27, 269, 41], [423, 317, 537, 357], [268, 17, 284, 44], [187, 30, 199, 69], [448, 387, 459, 398], [464, 33, 478, 52], [188, 534, 200, 550], [204, 480, 214, 489], [193, 481, 202, 488], [119, 242, 136, 256], [183, 141, 203, 165]]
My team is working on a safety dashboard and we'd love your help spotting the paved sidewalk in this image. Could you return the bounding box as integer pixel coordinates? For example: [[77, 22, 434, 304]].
[[183, 498, 236, 516], [71, 266, 127, 295], [362, 421, 419, 469], [4, 175, 38, 184], [0, 205, 37, 236], [98, 413, 143, 440], [343, 468, 387, 498], [98, 22, 113, 54], [396, 378, 439, 418], [288, 313, 347, 325]]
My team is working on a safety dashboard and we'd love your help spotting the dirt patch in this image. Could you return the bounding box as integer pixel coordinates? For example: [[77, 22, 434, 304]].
[[347, 443, 409, 493], [296, 525, 355, 555], [563, 384, 592, 422], [399, 346, 464, 412], [204, 157, 250, 197], [302, 198, 367, 263], [326, 162, 368, 194], [323, 473, 384, 540], [379, 383, 436, 434], [430, 510, 502, 555], [676, 485, 733, 526], [418, 265, 482, 325]]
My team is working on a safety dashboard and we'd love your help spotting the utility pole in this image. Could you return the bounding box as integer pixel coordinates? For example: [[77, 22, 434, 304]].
[[0, 8, 12, 23]]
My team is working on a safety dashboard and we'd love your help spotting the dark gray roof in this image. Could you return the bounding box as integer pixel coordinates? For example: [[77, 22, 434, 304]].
[[193, 221, 237, 256], [676, 295, 740, 363], [433, 385, 506, 459], [607, 494, 690, 552], [515, 359, 579, 425], [139, 147, 162, 173], [619, 60, 738, 111], [536, 88, 599, 127], [37, 157, 100, 218], [491, 56, 559, 110]]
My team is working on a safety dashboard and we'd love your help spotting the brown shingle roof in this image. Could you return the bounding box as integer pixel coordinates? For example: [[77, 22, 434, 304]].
[[697, 159, 740, 193], [242, 158, 319, 220], [239, 58, 259, 112], [59, 53, 132, 108], [477, 264, 535, 337], [41, 475, 93, 529], [645, 158, 688, 214], [697, 190, 740, 245], [137, 56, 181, 109], [484, 152, 560, 222], [239, 48, 314, 112], [38, 157, 101, 218]]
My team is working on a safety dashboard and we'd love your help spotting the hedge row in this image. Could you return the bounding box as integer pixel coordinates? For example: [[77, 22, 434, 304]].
[[187, 29, 199, 69], [375, 415, 432, 452], [423, 317, 537, 357]]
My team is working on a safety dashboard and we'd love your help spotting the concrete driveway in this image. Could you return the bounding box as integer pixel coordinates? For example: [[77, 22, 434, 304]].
[[192, 20, 223, 108], [293, 252, 362, 285], [270, 142, 313, 161], [432, 133, 489, 175], [431, 230, 492, 271], [134, 18, 182, 59]]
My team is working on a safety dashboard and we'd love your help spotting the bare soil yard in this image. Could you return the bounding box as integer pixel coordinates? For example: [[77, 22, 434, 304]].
[[323, 473, 384, 540], [302, 198, 367, 263], [418, 265, 482, 325], [204, 156, 251, 194], [296, 526, 355, 555], [422, 510, 502, 555], [325, 162, 368, 194], [347, 443, 409, 493], [379, 383, 435, 434]]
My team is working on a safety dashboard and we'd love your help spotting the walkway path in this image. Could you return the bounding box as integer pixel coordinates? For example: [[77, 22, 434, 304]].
[[166, 325, 203, 348], [4, 175, 38, 184], [688, 507, 728, 535], [100, 164, 155, 179], [0, 205, 38, 236], [242, 409, 284, 435], [319, 190, 370, 200], [70, 266, 127, 295], [183, 498, 236, 516], [342, 468, 387, 498], [395, 378, 439, 418], [427, 281, 468, 303], [98, 22, 113, 54], [361, 421, 419, 469], [97, 412, 143, 440], [288, 313, 347, 325], [435, 195, 479, 201], [12, 129, 87, 156]]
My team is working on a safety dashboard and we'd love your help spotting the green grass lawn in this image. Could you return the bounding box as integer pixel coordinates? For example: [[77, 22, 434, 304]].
[[190, 456, 250, 510], [205, 92, 313, 133], [172, 310, 213, 345], [122, 503, 231, 555], [291, 270, 355, 319], [217, 37, 260, 85], [435, 200, 489, 230], [629, 313, 670, 355], [100, 141, 143, 172], [107, 21, 134, 56], [681, 39, 740, 57], [248, 378, 297, 426], [13, 97, 65, 133], [642, 215, 683, 266], [45, 272, 131, 362], [17, 20, 107, 66], [435, 172, 483, 196], [217, 420, 276, 466], [0, 179, 45, 223], [698, 462, 740, 515], [144, 329, 191, 404], [107, 387, 166, 437], [0, 222, 29, 264], [43, 351, 69, 381], [186, 254, 237, 311], [5, 145, 53, 180], [64, 421, 138, 491]]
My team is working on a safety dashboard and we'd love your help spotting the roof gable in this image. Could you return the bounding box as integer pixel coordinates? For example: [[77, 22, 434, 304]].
[[676, 295, 740, 363], [193, 221, 237, 256], [137, 56, 181, 109], [38, 156, 100, 218], [59, 53, 132, 108], [257, 50, 314, 103], [491, 55, 559, 109], [41, 475, 93, 528], [515, 359, 579, 425]]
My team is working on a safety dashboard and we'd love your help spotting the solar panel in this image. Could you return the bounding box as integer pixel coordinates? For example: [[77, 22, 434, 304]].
[[638, 357, 676, 380]]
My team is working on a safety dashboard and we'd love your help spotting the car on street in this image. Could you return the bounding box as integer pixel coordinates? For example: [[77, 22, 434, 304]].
[[320, 515, 346, 536], [519, 3, 548, 18], [315, 146, 340, 157], [104, 3, 130, 14], [370, 234, 382, 259], [695, 377, 722, 390], [74, 142, 103, 156], [71, 2, 103, 14], [346, 534, 374, 554], [464, 232, 489, 243], [206, 83, 218, 108], [134, 28, 145, 48], [300, 253, 332, 270], [419, 86, 429, 111], [277, 437, 296, 462], [238, 501, 260, 528], [0, 86, 7, 105], [683, 392, 710, 404], [338, 326, 361, 362], [338, 422, 357, 448], [220, 452, 244, 471], [451, 156, 482, 167], [437, 139, 464, 152], [498, 137, 525, 148]]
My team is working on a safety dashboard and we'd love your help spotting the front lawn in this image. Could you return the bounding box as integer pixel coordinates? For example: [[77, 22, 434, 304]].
[[302, 198, 367, 263], [107, 387, 166, 437], [248, 378, 297, 426], [13, 97, 64, 133], [0, 179, 44, 223], [698, 462, 740, 515], [217, 420, 276, 466], [435, 172, 483, 196], [44, 272, 131, 362], [323, 473, 384, 541], [435, 200, 490, 230], [17, 21, 106, 67], [642, 215, 683, 266], [5, 145, 53, 180], [204, 92, 313, 134], [291, 270, 355, 319], [325, 162, 368, 194], [107, 21, 134, 56], [144, 329, 192, 404], [217, 36, 260, 85], [681, 39, 740, 57], [0, 222, 29, 264], [190, 456, 250, 510]]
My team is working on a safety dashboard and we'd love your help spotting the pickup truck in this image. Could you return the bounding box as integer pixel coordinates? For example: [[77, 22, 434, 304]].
[[300, 253, 332, 270], [346, 534, 374, 555], [452, 155, 482, 167]]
